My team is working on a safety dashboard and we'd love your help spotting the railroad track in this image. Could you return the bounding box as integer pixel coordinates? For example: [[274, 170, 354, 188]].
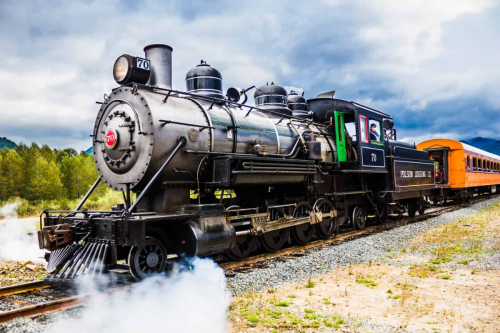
[[0, 195, 494, 325], [0, 281, 51, 298], [0, 282, 132, 324], [219, 198, 488, 271]]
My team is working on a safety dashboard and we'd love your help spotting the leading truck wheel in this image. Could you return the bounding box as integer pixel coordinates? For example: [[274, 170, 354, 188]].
[[128, 237, 167, 280], [352, 206, 367, 230], [314, 198, 337, 239], [292, 202, 314, 245]]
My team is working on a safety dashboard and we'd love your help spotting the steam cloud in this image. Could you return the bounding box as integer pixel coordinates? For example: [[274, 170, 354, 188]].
[[0, 201, 45, 263], [51, 258, 231, 333]]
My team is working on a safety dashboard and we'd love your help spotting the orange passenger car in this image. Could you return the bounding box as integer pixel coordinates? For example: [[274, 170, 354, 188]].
[[417, 139, 500, 193]]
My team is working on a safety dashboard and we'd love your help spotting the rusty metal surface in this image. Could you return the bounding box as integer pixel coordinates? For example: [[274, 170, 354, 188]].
[[0, 285, 132, 324], [0, 281, 50, 298]]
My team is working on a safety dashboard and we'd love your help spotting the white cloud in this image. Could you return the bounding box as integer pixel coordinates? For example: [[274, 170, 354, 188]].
[[0, 0, 499, 150]]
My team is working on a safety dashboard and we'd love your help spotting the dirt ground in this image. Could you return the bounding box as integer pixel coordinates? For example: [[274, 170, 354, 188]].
[[229, 263, 500, 332], [229, 203, 500, 332]]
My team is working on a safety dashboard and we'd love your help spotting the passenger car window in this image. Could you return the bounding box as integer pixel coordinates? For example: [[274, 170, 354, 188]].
[[369, 119, 382, 143], [359, 116, 368, 143]]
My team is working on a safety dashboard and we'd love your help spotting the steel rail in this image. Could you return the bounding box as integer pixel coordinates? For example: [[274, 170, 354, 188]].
[[0, 281, 51, 298], [0, 285, 132, 324]]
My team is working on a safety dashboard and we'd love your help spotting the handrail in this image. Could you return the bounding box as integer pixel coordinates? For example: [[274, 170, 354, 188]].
[[123, 136, 187, 217], [126, 84, 331, 128]]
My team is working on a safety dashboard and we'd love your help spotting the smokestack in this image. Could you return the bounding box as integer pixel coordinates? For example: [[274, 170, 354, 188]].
[[144, 44, 173, 89]]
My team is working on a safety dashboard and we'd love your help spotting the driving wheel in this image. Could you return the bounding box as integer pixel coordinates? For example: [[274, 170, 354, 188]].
[[128, 237, 167, 280], [292, 202, 314, 245], [260, 207, 290, 252], [313, 198, 337, 239]]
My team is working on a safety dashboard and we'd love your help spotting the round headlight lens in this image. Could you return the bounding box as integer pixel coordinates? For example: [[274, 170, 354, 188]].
[[113, 56, 130, 83]]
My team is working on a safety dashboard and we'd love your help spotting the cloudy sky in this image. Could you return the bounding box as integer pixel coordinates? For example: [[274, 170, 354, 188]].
[[1, 0, 499, 151]]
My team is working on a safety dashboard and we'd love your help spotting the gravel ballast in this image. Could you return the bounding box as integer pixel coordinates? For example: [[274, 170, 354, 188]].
[[226, 196, 500, 295]]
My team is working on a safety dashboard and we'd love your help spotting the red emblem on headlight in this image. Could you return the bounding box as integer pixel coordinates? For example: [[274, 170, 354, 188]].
[[105, 128, 118, 149]]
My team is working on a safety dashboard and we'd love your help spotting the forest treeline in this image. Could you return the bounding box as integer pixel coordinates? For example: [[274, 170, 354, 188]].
[[0, 143, 121, 217], [0, 143, 101, 202]]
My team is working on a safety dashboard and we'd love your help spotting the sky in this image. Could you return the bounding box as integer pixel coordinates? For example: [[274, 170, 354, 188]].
[[1, 0, 499, 151]]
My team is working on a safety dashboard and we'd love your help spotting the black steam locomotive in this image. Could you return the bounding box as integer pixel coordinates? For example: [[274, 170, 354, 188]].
[[38, 44, 436, 281]]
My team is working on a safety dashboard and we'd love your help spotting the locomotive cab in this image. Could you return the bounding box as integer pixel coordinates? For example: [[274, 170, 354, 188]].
[[307, 95, 390, 172]]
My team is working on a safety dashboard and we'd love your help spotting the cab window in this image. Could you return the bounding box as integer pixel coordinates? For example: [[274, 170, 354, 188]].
[[359, 115, 368, 143], [369, 119, 382, 143]]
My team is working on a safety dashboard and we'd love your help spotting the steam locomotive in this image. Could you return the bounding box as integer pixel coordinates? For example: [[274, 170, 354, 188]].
[[37, 44, 445, 281]]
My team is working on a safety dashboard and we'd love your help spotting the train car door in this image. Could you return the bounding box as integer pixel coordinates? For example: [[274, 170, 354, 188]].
[[424, 148, 449, 184], [334, 111, 347, 162], [357, 109, 385, 169]]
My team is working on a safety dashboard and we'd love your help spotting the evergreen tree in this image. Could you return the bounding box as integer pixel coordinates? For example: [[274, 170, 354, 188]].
[[0, 148, 24, 200], [1, 143, 97, 203]]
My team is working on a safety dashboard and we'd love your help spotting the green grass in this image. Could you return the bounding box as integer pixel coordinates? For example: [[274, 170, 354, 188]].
[[276, 301, 290, 307], [305, 281, 316, 288], [325, 316, 345, 328], [302, 321, 320, 328], [247, 316, 259, 323], [356, 279, 378, 287]]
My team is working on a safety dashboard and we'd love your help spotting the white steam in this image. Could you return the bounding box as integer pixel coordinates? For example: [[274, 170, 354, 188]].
[[0, 201, 45, 263], [51, 258, 231, 333]]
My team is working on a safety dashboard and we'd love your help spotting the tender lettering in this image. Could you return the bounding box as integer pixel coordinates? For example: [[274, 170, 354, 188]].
[[399, 170, 432, 178], [400, 170, 413, 178]]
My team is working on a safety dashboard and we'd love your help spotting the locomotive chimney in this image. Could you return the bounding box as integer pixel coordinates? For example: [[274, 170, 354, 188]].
[[144, 44, 173, 89]]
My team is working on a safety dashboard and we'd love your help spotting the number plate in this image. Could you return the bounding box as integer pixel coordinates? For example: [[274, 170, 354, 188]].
[[136, 57, 150, 70]]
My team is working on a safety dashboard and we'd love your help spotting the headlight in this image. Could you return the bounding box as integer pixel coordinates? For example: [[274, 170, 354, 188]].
[[113, 54, 151, 85], [113, 56, 129, 82]]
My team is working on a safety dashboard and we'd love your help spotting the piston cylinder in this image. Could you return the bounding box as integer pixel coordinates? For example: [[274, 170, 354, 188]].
[[174, 204, 236, 257]]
